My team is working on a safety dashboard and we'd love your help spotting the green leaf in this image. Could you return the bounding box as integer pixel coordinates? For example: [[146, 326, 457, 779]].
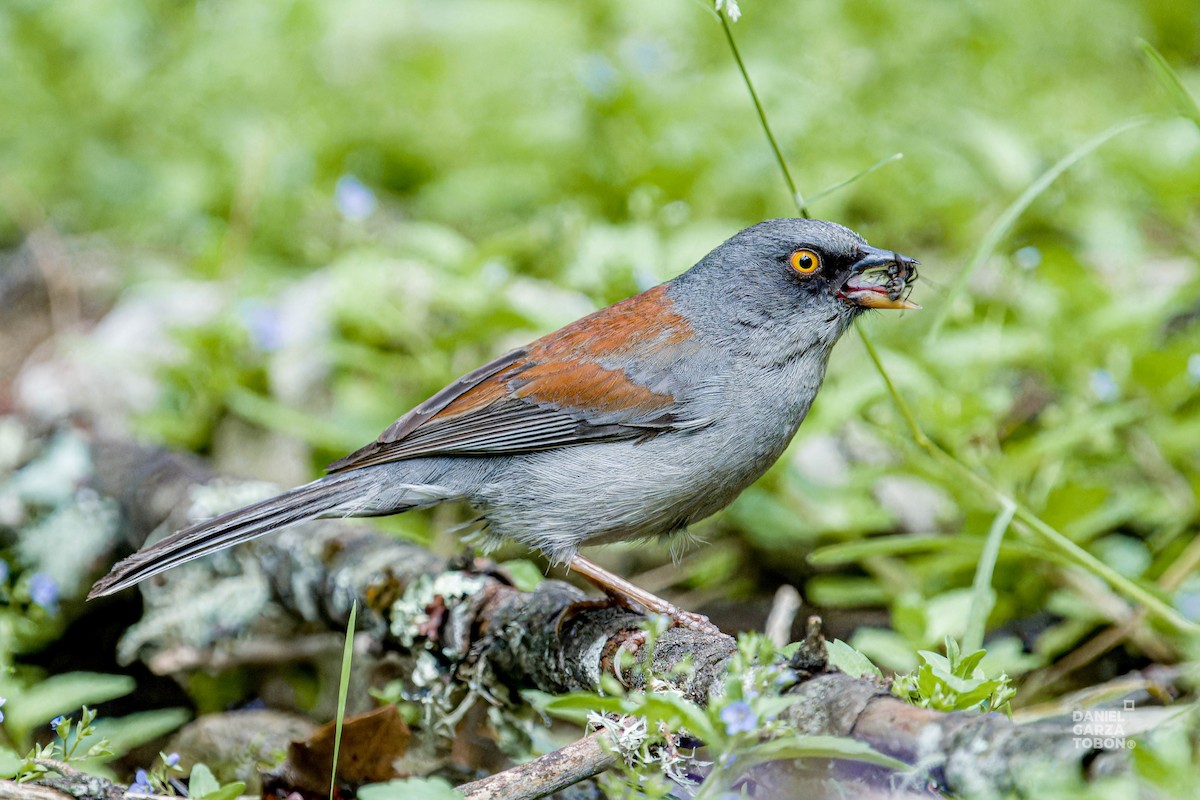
[[0, 747, 22, 779], [359, 777, 465, 800], [498, 559, 544, 592], [93, 708, 191, 760], [740, 734, 907, 772], [826, 639, 884, 680], [955, 648, 987, 679], [635, 694, 716, 743], [188, 763, 220, 799], [5, 673, 135, 744], [197, 782, 247, 800], [1137, 39, 1200, 129], [540, 693, 628, 726]]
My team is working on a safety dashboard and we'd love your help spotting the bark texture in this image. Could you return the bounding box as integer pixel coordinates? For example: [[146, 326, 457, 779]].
[[2, 419, 1140, 799]]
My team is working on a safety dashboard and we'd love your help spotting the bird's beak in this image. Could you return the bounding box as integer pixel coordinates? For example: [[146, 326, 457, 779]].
[[838, 245, 921, 310]]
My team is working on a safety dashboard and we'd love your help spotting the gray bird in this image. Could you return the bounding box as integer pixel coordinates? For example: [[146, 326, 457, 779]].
[[90, 218, 919, 632]]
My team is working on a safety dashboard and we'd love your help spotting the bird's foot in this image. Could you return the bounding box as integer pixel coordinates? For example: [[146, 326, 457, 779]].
[[565, 554, 727, 638], [661, 606, 723, 637]]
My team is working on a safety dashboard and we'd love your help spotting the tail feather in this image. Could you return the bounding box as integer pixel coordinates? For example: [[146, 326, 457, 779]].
[[88, 476, 359, 599]]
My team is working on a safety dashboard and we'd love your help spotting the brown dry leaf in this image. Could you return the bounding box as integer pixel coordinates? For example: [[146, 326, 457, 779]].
[[277, 705, 411, 793]]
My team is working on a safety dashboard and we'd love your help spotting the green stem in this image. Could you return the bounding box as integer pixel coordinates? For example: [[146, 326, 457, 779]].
[[719, 13, 809, 218], [964, 502, 1015, 653], [855, 321, 930, 449], [715, 9, 1194, 637], [925, 116, 1151, 343], [859, 323, 1194, 633]]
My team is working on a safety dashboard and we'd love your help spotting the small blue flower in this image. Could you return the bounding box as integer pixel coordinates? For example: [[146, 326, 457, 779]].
[[775, 668, 799, 687], [0, 697, 6, 724], [164, 752, 180, 768], [0, 560, 9, 585], [578, 53, 619, 99], [51, 715, 65, 731], [29, 573, 59, 613], [719, 701, 758, 736], [1089, 369, 1119, 403], [335, 174, 377, 222], [1013, 246, 1042, 271], [240, 301, 284, 352], [129, 769, 153, 795]]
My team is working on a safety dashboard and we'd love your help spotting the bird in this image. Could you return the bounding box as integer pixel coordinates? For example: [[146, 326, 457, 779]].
[[89, 218, 919, 634]]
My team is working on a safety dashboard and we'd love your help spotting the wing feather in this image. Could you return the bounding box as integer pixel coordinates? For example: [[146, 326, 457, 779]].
[[328, 284, 710, 472]]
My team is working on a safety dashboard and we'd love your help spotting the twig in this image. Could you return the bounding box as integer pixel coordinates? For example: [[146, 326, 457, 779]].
[[0, 782, 76, 800], [146, 633, 347, 674], [764, 584, 802, 648], [457, 733, 616, 800], [80, 435, 1141, 795]]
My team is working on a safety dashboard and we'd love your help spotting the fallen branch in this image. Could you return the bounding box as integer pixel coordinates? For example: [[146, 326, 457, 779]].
[[3, 422, 1145, 797], [456, 732, 615, 800]]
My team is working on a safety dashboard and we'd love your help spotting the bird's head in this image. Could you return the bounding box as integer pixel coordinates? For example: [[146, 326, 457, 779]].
[[675, 218, 920, 356]]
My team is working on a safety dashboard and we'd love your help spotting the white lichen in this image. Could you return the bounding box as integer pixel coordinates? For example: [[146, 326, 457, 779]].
[[387, 571, 488, 651]]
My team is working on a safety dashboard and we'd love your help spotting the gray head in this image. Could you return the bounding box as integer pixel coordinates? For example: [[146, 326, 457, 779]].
[[670, 218, 919, 359]]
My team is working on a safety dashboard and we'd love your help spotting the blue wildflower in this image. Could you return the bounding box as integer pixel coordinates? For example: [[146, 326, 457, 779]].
[[164, 752, 180, 768], [128, 769, 153, 795], [51, 715, 65, 731], [0, 560, 9, 585], [29, 573, 59, 613], [775, 668, 799, 687], [1089, 369, 1118, 403], [719, 701, 758, 736], [0, 697, 6, 724], [335, 174, 377, 222], [240, 301, 284, 352]]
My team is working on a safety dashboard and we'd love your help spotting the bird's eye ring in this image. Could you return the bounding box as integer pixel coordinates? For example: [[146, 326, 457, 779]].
[[790, 249, 821, 274]]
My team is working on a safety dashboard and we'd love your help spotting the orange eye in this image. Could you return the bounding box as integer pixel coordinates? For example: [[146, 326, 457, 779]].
[[790, 249, 821, 274]]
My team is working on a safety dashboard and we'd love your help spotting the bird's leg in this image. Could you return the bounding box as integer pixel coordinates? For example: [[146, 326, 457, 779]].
[[566, 554, 723, 636]]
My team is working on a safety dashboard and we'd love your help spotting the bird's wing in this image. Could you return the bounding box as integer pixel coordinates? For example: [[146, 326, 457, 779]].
[[327, 283, 713, 472]]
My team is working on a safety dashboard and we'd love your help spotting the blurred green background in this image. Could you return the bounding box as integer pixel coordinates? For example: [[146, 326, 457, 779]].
[[2, 0, 1199, 694]]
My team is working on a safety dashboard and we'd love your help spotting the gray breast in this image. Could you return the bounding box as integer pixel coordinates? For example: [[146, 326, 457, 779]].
[[473, 348, 830, 562]]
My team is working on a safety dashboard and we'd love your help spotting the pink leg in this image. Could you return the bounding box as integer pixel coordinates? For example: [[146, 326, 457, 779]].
[[567, 554, 724, 636]]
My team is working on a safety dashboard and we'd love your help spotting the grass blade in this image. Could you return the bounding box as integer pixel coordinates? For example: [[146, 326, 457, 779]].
[[719, 13, 809, 218], [330, 600, 358, 800], [857, 324, 1196, 634], [1137, 39, 1200, 129], [926, 116, 1152, 342], [963, 502, 1015, 653], [806, 153, 904, 205]]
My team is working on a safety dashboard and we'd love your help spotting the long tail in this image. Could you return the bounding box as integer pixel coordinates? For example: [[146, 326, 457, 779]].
[[88, 474, 366, 599]]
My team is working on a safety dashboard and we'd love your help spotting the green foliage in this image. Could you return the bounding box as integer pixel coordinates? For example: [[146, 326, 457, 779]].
[[3, 0, 1200, 793], [824, 638, 884, 681], [1, 673, 133, 746], [94, 709, 193, 763], [891, 637, 1016, 715], [187, 762, 247, 800], [536, 629, 904, 797], [14, 706, 113, 782], [358, 777, 465, 800]]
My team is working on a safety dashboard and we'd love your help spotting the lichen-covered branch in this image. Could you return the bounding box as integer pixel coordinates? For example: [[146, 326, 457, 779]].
[[3, 419, 1138, 797]]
